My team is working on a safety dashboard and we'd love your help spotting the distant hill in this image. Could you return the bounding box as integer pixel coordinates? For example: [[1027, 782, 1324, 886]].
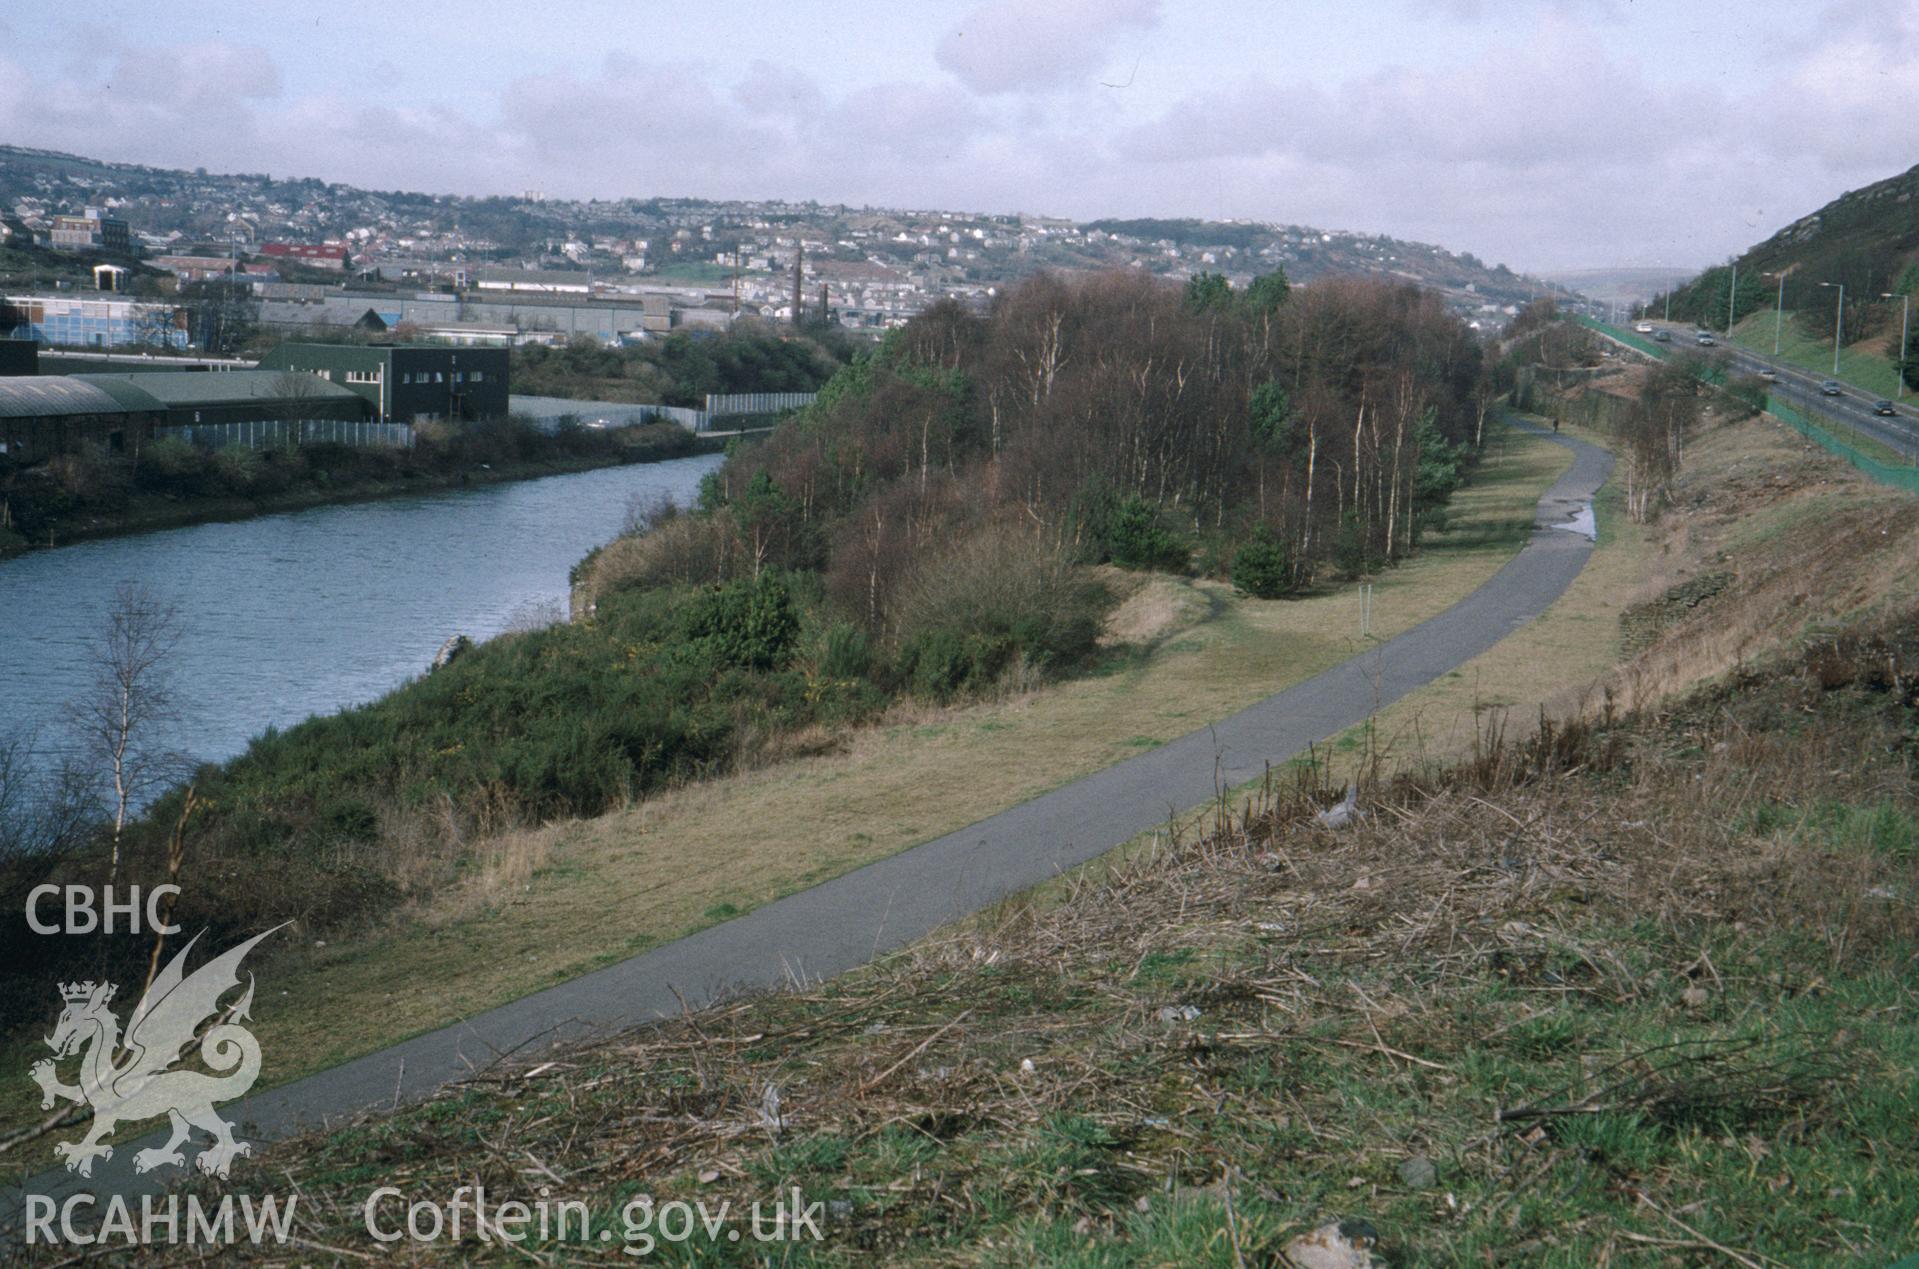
[[0, 144, 1565, 324], [1535, 266, 1694, 307], [1655, 162, 1919, 369]]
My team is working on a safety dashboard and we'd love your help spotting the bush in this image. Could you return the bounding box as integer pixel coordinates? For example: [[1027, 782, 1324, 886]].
[[212, 444, 263, 494], [136, 437, 212, 496], [1722, 374, 1769, 419], [1108, 497, 1187, 571], [1332, 511, 1379, 580], [814, 622, 871, 680], [582, 514, 736, 598], [1231, 529, 1296, 599], [680, 572, 800, 671], [892, 526, 1108, 698]]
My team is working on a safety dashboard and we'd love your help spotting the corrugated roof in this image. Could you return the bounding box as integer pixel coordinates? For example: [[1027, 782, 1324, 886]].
[[70, 370, 358, 407], [0, 376, 162, 419]]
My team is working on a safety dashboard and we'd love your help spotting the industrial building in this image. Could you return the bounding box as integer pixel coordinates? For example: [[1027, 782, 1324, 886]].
[[2, 295, 189, 350], [0, 370, 364, 461], [255, 342, 509, 422], [476, 267, 593, 295], [261, 242, 349, 271]]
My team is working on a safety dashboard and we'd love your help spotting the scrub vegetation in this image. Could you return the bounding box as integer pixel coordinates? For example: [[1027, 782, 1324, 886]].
[[0, 415, 709, 555], [177, 603, 1919, 1265], [0, 270, 1494, 1078]]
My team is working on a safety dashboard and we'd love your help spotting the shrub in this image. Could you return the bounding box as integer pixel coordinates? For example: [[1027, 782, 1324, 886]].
[[582, 513, 736, 598], [681, 572, 800, 671], [1722, 374, 1769, 419], [1108, 497, 1187, 571], [1231, 529, 1297, 599], [1332, 511, 1379, 580], [891, 525, 1108, 698], [212, 444, 263, 494], [815, 622, 871, 680], [136, 437, 212, 496]]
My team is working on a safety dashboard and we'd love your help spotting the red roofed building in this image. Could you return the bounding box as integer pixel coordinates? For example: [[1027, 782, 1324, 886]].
[[260, 242, 349, 271]]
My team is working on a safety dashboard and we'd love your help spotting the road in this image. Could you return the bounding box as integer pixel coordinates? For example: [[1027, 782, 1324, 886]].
[[2, 422, 1614, 1222], [1636, 320, 1919, 460]]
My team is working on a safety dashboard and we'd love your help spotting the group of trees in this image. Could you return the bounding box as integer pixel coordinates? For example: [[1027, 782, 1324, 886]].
[[586, 268, 1487, 664], [511, 323, 851, 407], [1617, 358, 1705, 522]]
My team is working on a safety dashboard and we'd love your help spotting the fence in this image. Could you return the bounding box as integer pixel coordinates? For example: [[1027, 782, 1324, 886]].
[[156, 419, 417, 451], [703, 392, 817, 421], [1764, 392, 1919, 496], [1574, 315, 1668, 360], [1577, 317, 1919, 496]]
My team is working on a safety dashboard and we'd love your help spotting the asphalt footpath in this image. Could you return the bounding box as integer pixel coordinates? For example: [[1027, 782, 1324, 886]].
[[3, 420, 1613, 1224]]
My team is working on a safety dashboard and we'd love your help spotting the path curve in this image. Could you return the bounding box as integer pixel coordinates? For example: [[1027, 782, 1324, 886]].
[[6, 422, 1612, 1214]]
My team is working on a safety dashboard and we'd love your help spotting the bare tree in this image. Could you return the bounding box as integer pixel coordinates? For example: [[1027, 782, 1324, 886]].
[[71, 584, 184, 883], [0, 728, 94, 864], [132, 302, 183, 352]]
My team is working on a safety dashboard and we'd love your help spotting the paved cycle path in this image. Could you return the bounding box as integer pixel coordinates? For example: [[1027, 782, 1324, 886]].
[[6, 422, 1611, 1216]]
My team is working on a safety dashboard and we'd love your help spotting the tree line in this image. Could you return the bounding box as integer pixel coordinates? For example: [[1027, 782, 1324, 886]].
[[586, 267, 1487, 634]]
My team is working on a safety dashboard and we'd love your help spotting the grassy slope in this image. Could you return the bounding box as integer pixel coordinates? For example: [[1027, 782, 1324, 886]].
[[0, 420, 1576, 1153], [1728, 309, 1906, 399], [203, 576, 1919, 1265]]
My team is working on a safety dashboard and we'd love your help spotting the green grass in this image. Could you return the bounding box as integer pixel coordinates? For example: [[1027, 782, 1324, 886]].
[[1730, 309, 1908, 399], [226, 633, 1919, 1263], [0, 420, 1581, 1163]]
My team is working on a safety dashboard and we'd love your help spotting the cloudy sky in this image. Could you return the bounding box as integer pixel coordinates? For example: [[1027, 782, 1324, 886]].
[[3, 0, 1914, 272]]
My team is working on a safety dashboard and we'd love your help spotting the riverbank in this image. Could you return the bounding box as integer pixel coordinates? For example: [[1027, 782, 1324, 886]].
[[0, 417, 1585, 1154], [0, 423, 721, 559]]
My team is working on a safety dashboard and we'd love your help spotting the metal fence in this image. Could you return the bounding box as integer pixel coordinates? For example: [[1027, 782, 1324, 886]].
[[1765, 393, 1919, 496], [156, 419, 417, 451], [703, 392, 817, 419], [1581, 316, 1918, 497]]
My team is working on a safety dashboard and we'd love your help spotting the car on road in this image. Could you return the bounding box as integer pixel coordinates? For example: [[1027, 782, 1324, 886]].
[[1758, 369, 1778, 381], [1653, 329, 1672, 342], [1695, 334, 1716, 345], [1873, 400, 1897, 416], [1634, 322, 1654, 334], [1821, 380, 1843, 395]]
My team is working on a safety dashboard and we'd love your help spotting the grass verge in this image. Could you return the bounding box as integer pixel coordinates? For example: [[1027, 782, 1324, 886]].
[[143, 595, 1919, 1264], [0, 417, 1578, 1161]]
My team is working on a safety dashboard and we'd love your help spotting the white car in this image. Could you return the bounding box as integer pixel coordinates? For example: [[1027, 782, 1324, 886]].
[[1634, 322, 1654, 333]]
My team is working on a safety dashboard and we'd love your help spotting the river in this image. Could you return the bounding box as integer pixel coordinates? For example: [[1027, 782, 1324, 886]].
[[0, 453, 722, 781]]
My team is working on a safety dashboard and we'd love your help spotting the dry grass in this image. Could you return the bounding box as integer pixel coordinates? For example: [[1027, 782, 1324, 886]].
[[86, 420, 1578, 1113], [1329, 405, 1919, 793], [168, 621, 1919, 1264]]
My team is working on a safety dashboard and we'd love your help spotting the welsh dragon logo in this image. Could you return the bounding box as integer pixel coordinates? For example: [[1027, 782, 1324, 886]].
[[30, 927, 280, 1180]]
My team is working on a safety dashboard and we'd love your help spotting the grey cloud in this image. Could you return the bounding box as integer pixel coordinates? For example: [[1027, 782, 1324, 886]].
[[935, 0, 1159, 95], [733, 61, 828, 118]]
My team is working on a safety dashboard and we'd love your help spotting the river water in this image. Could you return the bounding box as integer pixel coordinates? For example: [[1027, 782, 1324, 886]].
[[0, 453, 721, 778]]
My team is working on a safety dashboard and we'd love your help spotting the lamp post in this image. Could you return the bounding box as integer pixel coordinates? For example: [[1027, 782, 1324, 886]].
[[1817, 282, 1844, 377], [1727, 263, 1738, 334], [1883, 291, 1911, 400], [1764, 271, 1786, 356]]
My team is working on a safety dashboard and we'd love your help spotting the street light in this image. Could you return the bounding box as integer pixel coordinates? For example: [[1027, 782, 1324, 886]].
[[1727, 263, 1738, 335], [1883, 291, 1912, 400], [1763, 271, 1786, 356], [1817, 281, 1844, 377]]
